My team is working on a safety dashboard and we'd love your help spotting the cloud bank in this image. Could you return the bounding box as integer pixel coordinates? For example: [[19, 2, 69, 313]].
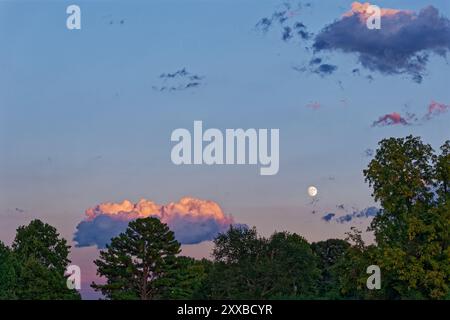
[[313, 2, 450, 83], [74, 197, 242, 248]]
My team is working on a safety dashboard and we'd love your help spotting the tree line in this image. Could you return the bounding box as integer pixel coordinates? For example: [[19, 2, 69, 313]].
[[0, 136, 448, 300]]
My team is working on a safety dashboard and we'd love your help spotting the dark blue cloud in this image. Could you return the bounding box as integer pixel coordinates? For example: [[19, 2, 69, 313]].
[[314, 64, 338, 76], [153, 68, 204, 92], [74, 214, 246, 249], [293, 21, 312, 40], [364, 148, 374, 157], [255, 2, 312, 42], [313, 6, 450, 83], [282, 26, 293, 42], [335, 207, 380, 224], [74, 215, 129, 249], [322, 213, 336, 222], [321, 207, 380, 224], [256, 17, 272, 33], [309, 57, 322, 65], [292, 62, 338, 77], [160, 68, 189, 79]]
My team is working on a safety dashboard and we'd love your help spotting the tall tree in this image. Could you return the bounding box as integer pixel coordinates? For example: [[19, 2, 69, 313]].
[[13, 220, 71, 274], [207, 226, 267, 299], [160, 256, 212, 299], [92, 217, 181, 300], [12, 219, 80, 300], [364, 136, 450, 299], [206, 226, 319, 299], [311, 239, 350, 298], [329, 228, 381, 300], [265, 231, 320, 298], [0, 241, 17, 299]]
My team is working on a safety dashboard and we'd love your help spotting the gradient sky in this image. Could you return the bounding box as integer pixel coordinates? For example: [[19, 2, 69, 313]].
[[1, 0, 449, 298]]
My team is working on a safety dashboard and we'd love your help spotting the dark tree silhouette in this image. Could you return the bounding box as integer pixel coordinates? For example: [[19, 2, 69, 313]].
[[12, 219, 80, 300], [92, 217, 181, 300]]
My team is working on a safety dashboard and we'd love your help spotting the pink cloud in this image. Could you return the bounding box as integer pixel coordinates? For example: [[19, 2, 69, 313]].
[[424, 101, 450, 120], [372, 112, 410, 127], [75, 197, 244, 248], [306, 102, 321, 110]]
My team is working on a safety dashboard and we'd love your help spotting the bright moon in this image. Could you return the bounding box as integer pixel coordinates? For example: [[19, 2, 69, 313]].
[[308, 186, 318, 197]]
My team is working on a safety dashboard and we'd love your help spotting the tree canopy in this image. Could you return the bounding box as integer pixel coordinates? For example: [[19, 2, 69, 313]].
[[1, 219, 80, 300], [1, 136, 448, 300], [92, 217, 181, 300], [364, 136, 450, 299]]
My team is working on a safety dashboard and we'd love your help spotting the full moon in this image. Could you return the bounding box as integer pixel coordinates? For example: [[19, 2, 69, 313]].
[[308, 186, 318, 197]]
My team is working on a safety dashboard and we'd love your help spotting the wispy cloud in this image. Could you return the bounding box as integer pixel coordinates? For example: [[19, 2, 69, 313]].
[[372, 112, 412, 127], [322, 213, 335, 222], [255, 1, 313, 42], [423, 101, 450, 121], [313, 64, 337, 76], [364, 148, 374, 157], [305, 101, 321, 110], [322, 207, 380, 223], [153, 68, 205, 92], [293, 61, 338, 77], [372, 101, 449, 127]]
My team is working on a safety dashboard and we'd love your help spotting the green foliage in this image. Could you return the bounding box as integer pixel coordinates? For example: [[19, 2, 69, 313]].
[[364, 136, 450, 299], [311, 239, 350, 298], [15, 256, 79, 300], [161, 257, 212, 299], [2, 135, 447, 301], [12, 219, 80, 300], [92, 217, 181, 300], [327, 228, 381, 299], [0, 220, 80, 300], [13, 219, 71, 274], [0, 241, 17, 299], [203, 226, 320, 299]]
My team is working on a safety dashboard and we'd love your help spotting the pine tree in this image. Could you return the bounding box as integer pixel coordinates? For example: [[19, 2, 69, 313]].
[[92, 217, 181, 300]]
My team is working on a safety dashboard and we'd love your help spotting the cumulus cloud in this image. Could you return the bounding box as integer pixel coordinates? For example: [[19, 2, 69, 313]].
[[74, 197, 242, 248], [322, 207, 380, 223], [313, 2, 450, 83]]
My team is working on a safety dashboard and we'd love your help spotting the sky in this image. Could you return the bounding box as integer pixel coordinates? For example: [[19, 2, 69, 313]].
[[1, 0, 449, 299]]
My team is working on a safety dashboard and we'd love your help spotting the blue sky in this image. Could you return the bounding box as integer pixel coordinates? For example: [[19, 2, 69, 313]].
[[1, 0, 449, 298]]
